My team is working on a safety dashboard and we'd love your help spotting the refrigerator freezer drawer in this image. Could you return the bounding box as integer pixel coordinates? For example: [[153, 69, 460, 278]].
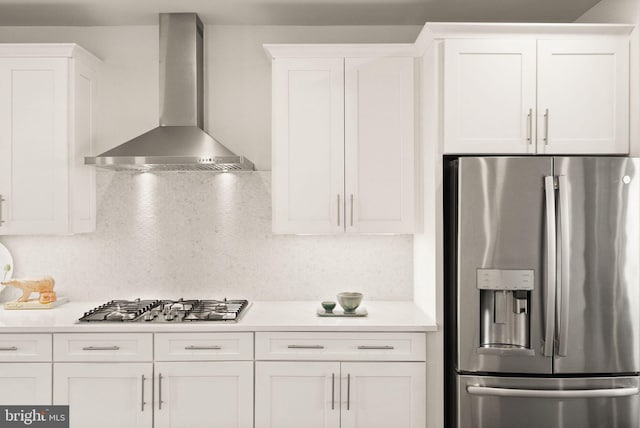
[[457, 374, 640, 428]]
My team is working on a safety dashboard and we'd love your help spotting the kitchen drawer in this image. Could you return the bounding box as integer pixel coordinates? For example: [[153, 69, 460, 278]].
[[0, 334, 51, 362], [155, 332, 253, 361], [255, 332, 426, 361], [53, 333, 152, 362]]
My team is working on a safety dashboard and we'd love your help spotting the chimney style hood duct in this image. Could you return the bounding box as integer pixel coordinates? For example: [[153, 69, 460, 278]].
[[85, 13, 254, 171]]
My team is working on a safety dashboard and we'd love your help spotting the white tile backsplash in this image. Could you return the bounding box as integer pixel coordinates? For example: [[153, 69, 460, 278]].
[[0, 171, 413, 302]]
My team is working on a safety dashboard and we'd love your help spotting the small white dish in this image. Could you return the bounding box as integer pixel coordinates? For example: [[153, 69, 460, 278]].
[[0, 243, 15, 302]]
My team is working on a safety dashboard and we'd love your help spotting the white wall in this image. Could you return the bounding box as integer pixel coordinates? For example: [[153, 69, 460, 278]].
[[575, 0, 640, 155], [0, 25, 420, 302], [576, 0, 638, 22]]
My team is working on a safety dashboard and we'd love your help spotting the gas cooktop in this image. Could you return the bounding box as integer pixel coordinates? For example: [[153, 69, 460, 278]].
[[79, 298, 249, 323]]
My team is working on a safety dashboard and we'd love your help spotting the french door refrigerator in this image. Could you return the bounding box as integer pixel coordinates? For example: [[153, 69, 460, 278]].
[[444, 156, 640, 428]]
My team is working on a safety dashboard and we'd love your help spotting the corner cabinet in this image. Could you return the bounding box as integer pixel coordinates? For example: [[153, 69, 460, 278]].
[[267, 45, 416, 234], [0, 44, 99, 235], [443, 32, 630, 154]]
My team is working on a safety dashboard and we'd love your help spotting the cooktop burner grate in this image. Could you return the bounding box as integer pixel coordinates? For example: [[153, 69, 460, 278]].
[[79, 298, 249, 323]]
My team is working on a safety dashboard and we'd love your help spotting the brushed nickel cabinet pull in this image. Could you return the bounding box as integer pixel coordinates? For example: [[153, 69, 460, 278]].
[[544, 108, 549, 145], [527, 108, 533, 144], [0, 347, 17, 351], [287, 345, 325, 349], [347, 373, 351, 411], [141, 375, 146, 412], [184, 345, 222, 350], [0, 195, 5, 225], [350, 194, 354, 227], [357, 345, 395, 350], [158, 373, 163, 410], [337, 194, 341, 227], [82, 346, 120, 351], [331, 373, 335, 410]]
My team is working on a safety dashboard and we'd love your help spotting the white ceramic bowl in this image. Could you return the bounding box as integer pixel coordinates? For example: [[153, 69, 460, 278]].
[[337, 292, 363, 313]]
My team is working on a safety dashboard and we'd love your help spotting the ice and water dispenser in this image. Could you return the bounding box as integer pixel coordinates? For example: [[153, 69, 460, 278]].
[[477, 269, 534, 349]]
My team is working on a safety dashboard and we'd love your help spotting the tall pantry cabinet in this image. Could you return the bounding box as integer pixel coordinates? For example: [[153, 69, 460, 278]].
[[0, 44, 99, 235]]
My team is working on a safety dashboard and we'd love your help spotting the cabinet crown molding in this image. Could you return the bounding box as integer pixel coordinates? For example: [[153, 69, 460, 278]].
[[0, 43, 101, 65], [263, 43, 417, 59], [415, 22, 634, 54]]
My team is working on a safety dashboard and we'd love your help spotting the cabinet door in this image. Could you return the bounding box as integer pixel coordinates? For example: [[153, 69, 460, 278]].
[[443, 39, 537, 154], [53, 363, 152, 428], [272, 58, 345, 234], [340, 362, 426, 428], [345, 57, 414, 233], [255, 361, 340, 428], [0, 58, 70, 234], [537, 39, 629, 154], [155, 361, 253, 428], [0, 363, 51, 404]]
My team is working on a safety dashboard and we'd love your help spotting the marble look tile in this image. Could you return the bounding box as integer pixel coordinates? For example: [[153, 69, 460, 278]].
[[0, 171, 413, 302]]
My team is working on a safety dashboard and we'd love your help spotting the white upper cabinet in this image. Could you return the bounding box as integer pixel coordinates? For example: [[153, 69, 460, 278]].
[[444, 39, 537, 154], [345, 57, 414, 234], [442, 33, 629, 155], [0, 44, 99, 235], [269, 46, 415, 234], [537, 39, 629, 154], [272, 57, 345, 234]]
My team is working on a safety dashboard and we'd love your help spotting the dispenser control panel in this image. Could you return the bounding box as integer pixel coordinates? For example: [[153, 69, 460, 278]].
[[476, 269, 534, 290]]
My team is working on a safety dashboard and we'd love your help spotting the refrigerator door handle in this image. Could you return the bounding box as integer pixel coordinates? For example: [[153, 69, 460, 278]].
[[557, 175, 571, 357], [467, 385, 639, 399], [543, 176, 557, 357]]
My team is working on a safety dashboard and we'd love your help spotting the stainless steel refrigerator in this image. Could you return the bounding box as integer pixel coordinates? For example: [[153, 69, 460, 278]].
[[444, 156, 640, 428]]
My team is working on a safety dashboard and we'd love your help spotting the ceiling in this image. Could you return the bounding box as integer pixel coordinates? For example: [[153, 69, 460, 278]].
[[0, 0, 602, 26]]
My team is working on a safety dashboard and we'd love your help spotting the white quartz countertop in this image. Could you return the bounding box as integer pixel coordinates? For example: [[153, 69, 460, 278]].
[[0, 301, 437, 333]]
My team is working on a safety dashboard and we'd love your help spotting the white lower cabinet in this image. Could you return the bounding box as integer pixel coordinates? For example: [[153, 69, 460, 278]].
[[154, 361, 253, 428], [51, 332, 255, 428], [255, 361, 340, 428], [0, 334, 52, 405], [21, 331, 426, 428], [255, 331, 426, 428], [53, 363, 152, 428], [255, 361, 426, 428], [0, 362, 51, 405], [340, 362, 426, 428]]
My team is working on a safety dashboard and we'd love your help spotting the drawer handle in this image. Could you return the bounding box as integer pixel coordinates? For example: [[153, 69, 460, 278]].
[[357, 345, 395, 350], [0, 346, 17, 351], [287, 345, 325, 349], [184, 345, 222, 350], [82, 346, 121, 351]]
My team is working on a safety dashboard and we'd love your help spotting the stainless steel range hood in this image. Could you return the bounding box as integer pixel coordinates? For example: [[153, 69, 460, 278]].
[[85, 13, 254, 171]]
